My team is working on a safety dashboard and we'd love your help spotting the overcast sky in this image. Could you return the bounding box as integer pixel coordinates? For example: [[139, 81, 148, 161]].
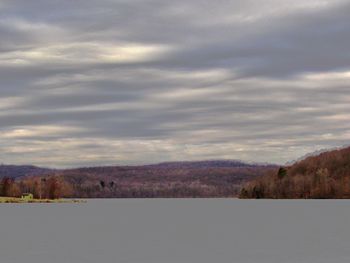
[[0, 0, 349, 167]]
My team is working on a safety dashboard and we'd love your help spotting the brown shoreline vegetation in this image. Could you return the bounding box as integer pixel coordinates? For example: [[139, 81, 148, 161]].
[[0, 176, 73, 200], [0, 197, 84, 203], [240, 146, 350, 199]]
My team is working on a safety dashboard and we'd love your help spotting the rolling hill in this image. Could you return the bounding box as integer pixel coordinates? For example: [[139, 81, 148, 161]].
[[240, 146, 350, 199], [0, 165, 53, 179], [9, 160, 276, 198]]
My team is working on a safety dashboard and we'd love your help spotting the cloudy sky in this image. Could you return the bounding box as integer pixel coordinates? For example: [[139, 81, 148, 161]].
[[0, 0, 349, 167]]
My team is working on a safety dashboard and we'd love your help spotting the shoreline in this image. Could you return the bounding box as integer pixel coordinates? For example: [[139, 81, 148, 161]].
[[0, 197, 85, 203]]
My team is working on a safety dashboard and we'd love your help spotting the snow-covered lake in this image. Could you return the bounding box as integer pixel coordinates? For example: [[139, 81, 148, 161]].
[[0, 199, 349, 263]]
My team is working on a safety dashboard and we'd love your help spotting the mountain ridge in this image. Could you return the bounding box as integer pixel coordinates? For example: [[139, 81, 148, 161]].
[[0, 159, 276, 178], [1, 160, 277, 198]]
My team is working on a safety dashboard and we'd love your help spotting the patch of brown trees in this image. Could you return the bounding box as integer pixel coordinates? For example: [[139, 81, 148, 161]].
[[240, 146, 350, 199], [0, 175, 72, 199]]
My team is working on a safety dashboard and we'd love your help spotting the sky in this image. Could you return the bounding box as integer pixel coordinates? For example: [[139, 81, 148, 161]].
[[0, 0, 350, 168]]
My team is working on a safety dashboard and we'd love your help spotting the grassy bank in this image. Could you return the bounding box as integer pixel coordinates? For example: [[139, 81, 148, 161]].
[[0, 197, 84, 203]]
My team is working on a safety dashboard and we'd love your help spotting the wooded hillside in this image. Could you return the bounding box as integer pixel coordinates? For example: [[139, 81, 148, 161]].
[[0, 161, 276, 198], [240, 146, 350, 199]]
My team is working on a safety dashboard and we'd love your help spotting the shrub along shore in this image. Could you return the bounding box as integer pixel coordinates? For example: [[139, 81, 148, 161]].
[[0, 197, 84, 203]]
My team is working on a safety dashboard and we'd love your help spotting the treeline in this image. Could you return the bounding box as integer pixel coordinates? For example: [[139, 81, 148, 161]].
[[5, 163, 275, 198], [55, 165, 274, 198], [0, 161, 276, 198], [0, 176, 72, 199], [66, 179, 240, 198], [240, 146, 350, 199]]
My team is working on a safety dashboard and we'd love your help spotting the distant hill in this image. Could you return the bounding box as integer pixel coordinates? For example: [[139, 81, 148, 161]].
[[144, 160, 254, 169], [240, 146, 350, 199], [16, 160, 276, 198], [0, 165, 53, 179]]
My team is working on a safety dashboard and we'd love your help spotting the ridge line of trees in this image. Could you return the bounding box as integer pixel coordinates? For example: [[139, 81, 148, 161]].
[[240, 146, 350, 199]]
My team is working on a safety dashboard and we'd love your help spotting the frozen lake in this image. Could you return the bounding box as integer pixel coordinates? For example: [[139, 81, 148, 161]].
[[0, 199, 350, 263]]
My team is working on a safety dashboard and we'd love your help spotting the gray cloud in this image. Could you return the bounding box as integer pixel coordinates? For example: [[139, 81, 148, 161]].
[[0, 0, 350, 167]]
